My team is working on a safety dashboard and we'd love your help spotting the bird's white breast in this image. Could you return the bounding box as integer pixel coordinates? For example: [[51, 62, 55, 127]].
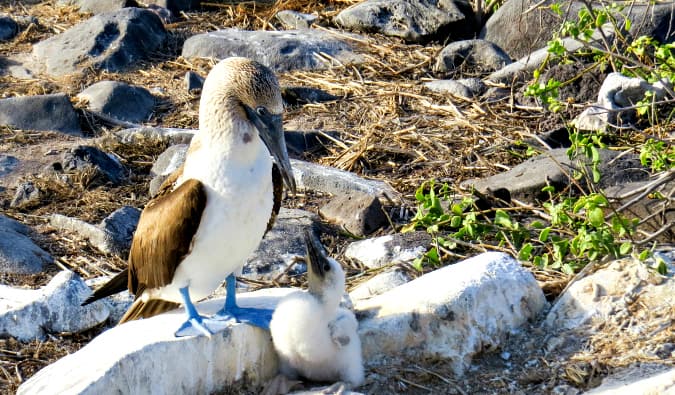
[[152, 128, 274, 303]]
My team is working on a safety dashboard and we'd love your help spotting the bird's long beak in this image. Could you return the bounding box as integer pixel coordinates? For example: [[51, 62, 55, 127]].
[[304, 230, 327, 281], [244, 105, 297, 195]]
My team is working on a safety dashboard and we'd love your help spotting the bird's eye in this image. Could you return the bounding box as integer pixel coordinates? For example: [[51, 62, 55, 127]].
[[256, 106, 268, 117], [323, 263, 331, 272]]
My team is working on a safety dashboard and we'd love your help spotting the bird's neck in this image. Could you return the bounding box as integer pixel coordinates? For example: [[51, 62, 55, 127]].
[[310, 281, 343, 315]]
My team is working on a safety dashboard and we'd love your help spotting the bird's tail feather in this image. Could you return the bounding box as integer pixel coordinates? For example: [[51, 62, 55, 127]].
[[81, 269, 129, 306], [118, 298, 180, 324]]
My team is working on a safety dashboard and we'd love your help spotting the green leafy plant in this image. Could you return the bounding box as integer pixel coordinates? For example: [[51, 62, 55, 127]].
[[639, 138, 675, 172]]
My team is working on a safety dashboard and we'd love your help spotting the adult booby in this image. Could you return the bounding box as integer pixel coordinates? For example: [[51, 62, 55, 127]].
[[83, 57, 296, 336], [269, 231, 364, 389]]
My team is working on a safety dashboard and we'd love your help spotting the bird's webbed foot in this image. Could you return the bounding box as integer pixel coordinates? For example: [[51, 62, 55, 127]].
[[212, 305, 275, 330]]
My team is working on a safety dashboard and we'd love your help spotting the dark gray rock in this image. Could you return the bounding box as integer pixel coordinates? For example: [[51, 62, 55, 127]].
[[0, 214, 53, 274], [292, 159, 402, 203], [434, 39, 511, 74], [275, 10, 318, 29], [147, 0, 199, 13], [0, 93, 81, 134], [335, 0, 475, 43], [185, 71, 204, 93], [462, 148, 649, 202], [99, 206, 141, 256], [10, 181, 40, 209], [284, 130, 336, 156], [32, 8, 166, 76], [481, 0, 675, 59], [0, 15, 18, 41], [49, 206, 140, 257], [242, 208, 318, 281], [77, 80, 155, 123], [281, 86, 340, 106], [61, 145, 127, 186], [0, 271, 109, 341], [345, 231, 432, 269], [182, 28, 362, 72], [58, 0, 130, 14], [319, 192, 389, 236], [424, 78, 486, 98], [0, 154, 19, 177]]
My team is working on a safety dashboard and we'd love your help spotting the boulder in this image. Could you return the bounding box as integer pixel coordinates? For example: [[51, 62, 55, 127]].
[[424, 78, 486, 98], [0, 271, 110, 341], [185, 71, 204, 93], [434, 39, 511, 74], [335, 0, 475, 43], [0, 214, 53, 275], [482, 0, 675, 59], [77, 80, 155, 123], [182, 28, 362, 72], [114, 127, 196, 145], [281, 86, 339, 107], [58, 0, 130, 14], [10, 181, 40, 209], [32, 8, 166, 76], [149, 143, 188, 196], [355, 252, 546, 374], [585, 364, 675, 395], [345, 231, 430, 269], [60, 145, 127, 186], [462, 148, 648, 202], [16, 289, 291, 395], [0, 93, 81, 134], [0, 154, 19, 177], [275, 10, 318, 29], [319, 192, 389, 236], [0, 15, 18, 41]]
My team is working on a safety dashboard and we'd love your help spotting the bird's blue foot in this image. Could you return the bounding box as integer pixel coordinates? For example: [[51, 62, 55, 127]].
[[174, 286, 229, 337], [210, 274, 274, 330]]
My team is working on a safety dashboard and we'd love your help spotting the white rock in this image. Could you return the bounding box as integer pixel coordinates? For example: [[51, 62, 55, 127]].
[[0, 271, 109, 341], [584, 364, 675, 394], [349, 269, 411, 301], [85, 276, 133, 323], [355, 252, 546, 375], [545, 257, 674, 330], [17, 289, 295, 395], [344, 232, 430, 269]]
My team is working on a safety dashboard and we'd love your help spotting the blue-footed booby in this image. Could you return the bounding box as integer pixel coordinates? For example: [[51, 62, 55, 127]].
[[82, 57, 296, 337], [268, 231, 364, 391]]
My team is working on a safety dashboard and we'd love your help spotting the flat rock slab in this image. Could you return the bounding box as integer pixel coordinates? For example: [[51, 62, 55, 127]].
[[335, 0, 473, 43], [114, 127, 196, 145], [462, 148, 647, 202], [424, 78, 486, 98], [345, 231, 430, 269], [545, 256, 675, 331], [77, 80, 155, 123], [434, 39, 511, 74], [0, 214, 53, 275], [0, 271, 109, 341], [319, 192, 388, 236], [31, 8, 166, 76], [0, 93, 81, 134], [182, 28, 363, 72], [585, 364, 675, 395], [292, 159, 401, 203], [17, 289, 293, 395], [355, 252, 546, 375]]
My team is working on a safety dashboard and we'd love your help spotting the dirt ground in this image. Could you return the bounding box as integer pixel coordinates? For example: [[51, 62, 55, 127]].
[[0, 1, 673, 394]]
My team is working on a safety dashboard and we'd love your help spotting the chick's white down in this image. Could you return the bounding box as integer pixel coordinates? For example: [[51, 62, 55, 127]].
[[270, 257, 364, 387]]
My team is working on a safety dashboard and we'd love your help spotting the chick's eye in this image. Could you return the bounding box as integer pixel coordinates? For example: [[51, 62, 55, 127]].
[[256, 106, 268, 117], [323, 263, 331, 272]]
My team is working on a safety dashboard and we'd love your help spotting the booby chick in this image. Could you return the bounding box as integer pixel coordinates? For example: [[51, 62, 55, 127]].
[[82, 57, 296, 337], [269, 231, 364, 391]]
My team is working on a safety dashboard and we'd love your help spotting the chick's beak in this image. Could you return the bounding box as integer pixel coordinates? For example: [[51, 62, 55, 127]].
[[244, 105, 297, 195], [304, 230, 327, 280]]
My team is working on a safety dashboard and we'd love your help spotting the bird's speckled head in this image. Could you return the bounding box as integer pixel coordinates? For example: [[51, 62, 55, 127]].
[[200, 57, 283, 122]]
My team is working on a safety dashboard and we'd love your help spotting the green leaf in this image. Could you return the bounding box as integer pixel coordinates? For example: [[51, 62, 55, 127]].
[[588, 207, 604, 227], [539, 227, 551, 242], [639, 249, 651, 261], [494, 209, 512, 229], [619, 242, 632, 255], [519, 243, 533, 261]]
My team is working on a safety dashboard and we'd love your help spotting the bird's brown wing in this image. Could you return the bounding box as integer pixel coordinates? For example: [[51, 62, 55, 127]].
[[265, 163, 283, 235], [128, 178, 207, 295]]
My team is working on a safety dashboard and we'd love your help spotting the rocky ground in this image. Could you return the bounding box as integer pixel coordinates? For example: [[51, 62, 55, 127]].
[[0, 0, 673, 394]]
